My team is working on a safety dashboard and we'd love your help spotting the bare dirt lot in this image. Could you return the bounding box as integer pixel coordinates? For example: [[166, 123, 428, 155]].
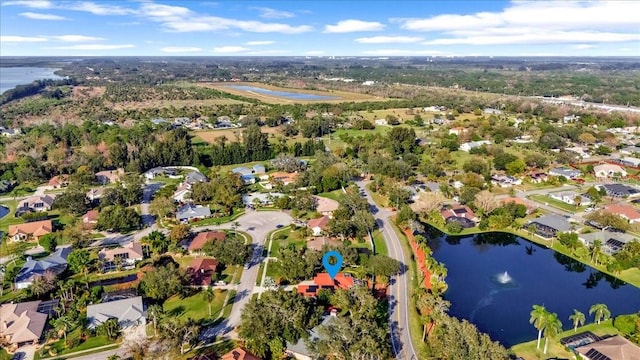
[[192, 127, 282, 144]]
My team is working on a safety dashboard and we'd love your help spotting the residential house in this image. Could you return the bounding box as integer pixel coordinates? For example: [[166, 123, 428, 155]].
[[176, 204, 211, 223], [525, 215, 571, 239], [8, 220, 53, 242], [459, 140, 491, 152], [575, 335, 640, 360], [82, 209, 99, 230], [578, 231, 637, 255], [297, 272, 355, 297], [483, 108, 502, 115], [173, 181, 192, 202], [0, 180, 15, 193], [220, 347, 262, 360], [47, 175, 69, 189], [286, 314, 336, 360], [86, 187, 106, 202], [18, 195, 55, 212], [530, 172, 549, 183], [440, 204, 479, 228], [86, 296, 146, 329], [491, 174, 522, 188], [563, 115, 580, 123], [95, 168, 124, 185], [0, 127, 21, 137], [98, 242, 146, 271], [232, 165, 266, 184], [307, 216, 330, 236], [185, 171, 208, 184], [549, 167, 581, 179], [314, 196, 339, 217], [144, 167, 177, 180], [0, 301, 48, 347], [603, 203, 640, 223], [593, 164, 627, 178], [151, 118, 169, 126], [565, 146, 590, 159], [619, 146, 640, 156], [242, 192, 285, 207], [448, 127, 468, 136], [15, 246, 72, 289], [612, 157, 640, 168], [374, 118, 388, 126], [597, 183, 640, 198], [548, 191, 592, 206], [187, 258, 219, 287], [188, 231, 226, 254]]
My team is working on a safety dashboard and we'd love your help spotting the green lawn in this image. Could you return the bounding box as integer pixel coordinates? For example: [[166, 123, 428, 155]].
[[163, 289, 227, 324], [0, 200, 20, 231], [36, 327, 115, 360], [510, 319, 619, 360], [0, 347, 11, 360], [372, 230, 388, 256], [189, 209, 245, 227], [316, 189, 346, 202], [529, 194, 586, 212]]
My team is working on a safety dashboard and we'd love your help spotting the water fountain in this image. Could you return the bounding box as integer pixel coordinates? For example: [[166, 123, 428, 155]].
[[497, 271, 512, 284]]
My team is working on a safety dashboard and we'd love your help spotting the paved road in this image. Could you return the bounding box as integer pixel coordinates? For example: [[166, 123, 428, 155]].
[[356, 180, 418, 360], [513, 183, 591, 224], [195, 210, 293, 339]]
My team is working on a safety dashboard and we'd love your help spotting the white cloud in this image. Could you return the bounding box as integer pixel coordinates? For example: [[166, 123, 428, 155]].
[[396, 1, 640, 47], [139, 3, 312, 34], [572, 44, 596, 50], [52, 35, 105, 42], [211, 46, 250, 53], [422, 31, 640, 46], [245, 40, 275, 46], [20, 12, 67, 20], [0, 35, 47, 43], [355, 36, 423, 44], [361, 49, 447, 56], [305, 50, 325, 55], [48, 44, 135, 50], [161, 46, 203, 53], [2, 1, 53, 9], [324, 19, 385, 33], [66, 2, 134, 16], [252, 7, 294, 19]]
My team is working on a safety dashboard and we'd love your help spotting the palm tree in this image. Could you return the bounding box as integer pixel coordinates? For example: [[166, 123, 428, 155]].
[[589, 303, 611, 325], [415, 289, 450, 341], [569, 309, 585, 332], [147, 304, 164, 336], [52, 315, 75, 343], [543, 312, 563, 354], [590, 240, 603, 265], [203, 288, 215, 317], [530, 305, 548, 350]]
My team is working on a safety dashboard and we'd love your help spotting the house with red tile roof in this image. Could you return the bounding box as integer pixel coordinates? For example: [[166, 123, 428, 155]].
[[8, 220, 53, 242], [47, 174, 69, 189], [187, 258, 219, 287], [220, 347, 262, 360], [82, 209, 99, 230], [307, 216, 330, 236], [603, 203, 640, 223], [188, 231, 226, 253], [297, 272, 355, 297], [270, 172, 299, 186]]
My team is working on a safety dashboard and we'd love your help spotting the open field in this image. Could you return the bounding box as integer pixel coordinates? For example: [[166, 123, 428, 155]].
[[164, 290, 227, 323], [192, 127, 281, 144], [199, 82, 385, 104], [111, 98, 246, 110]]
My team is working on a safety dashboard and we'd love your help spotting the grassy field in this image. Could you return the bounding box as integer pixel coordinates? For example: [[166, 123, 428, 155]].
[[373, 230, 388, 256], [191, 126, 281, 145], [200, 82, 384, 104], [316, 188, 346, 202], [529, 194, 587, 212], [112, 98, 246, 110], [163, 289, 227, 323], [510, 319, 620, 360]]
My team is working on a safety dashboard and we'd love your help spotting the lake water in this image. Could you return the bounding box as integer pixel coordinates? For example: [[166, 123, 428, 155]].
[[0, 205, 8, 219], [0, 67, 64, 94], [424, 226, 640, 347], [226, 85, 338, 100]]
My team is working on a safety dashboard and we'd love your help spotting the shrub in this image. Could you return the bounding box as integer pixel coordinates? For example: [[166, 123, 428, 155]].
[[613, 314, 639, 335], [446, 221, 463, 234]]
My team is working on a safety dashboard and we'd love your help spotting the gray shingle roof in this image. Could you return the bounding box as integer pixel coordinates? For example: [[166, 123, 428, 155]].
[[86, 296, 145, 329], [528, 214, 571, 232]]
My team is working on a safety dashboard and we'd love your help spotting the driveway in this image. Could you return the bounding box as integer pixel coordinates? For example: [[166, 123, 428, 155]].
[[12, 345, 35, 360], [197, 209, 293, 339]]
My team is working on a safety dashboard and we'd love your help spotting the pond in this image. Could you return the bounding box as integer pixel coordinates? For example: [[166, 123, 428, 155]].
[[225, 85, 339, 100], [423, 225, 640, 347], [0, 205, 9, 219]]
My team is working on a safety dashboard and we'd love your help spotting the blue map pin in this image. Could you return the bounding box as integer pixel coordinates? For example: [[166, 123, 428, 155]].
[[322, 250, 343, 280]]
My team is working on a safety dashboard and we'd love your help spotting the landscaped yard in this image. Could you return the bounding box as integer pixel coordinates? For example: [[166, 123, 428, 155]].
[[529, 194, 586, 212], [316, 189, 346, 202], [36, 327, 116, 360], [510, 319, 620, 360], [163, 289, 227, 323], [188, 209, 245, 227]]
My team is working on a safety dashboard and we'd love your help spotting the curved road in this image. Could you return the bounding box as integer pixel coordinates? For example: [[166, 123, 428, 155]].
[[356, 180, 419, 360]]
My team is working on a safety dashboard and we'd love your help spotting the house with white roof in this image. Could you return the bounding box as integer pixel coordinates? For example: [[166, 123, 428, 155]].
[[460, 140, 491, 152], [593, 164, 627, 178], [86, 296, 145, 329]]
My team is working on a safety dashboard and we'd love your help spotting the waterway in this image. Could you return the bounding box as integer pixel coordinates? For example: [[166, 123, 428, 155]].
[[225, 85, 338, 101], [0, 67, 63, 94], [424, 226, 640, 347]]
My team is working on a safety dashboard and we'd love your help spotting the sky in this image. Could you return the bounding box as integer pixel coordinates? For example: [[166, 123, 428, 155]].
[[0, 0, 639, 57]]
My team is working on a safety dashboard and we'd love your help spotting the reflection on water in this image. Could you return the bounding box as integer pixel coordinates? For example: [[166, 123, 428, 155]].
[[423, 223, 640, 347]]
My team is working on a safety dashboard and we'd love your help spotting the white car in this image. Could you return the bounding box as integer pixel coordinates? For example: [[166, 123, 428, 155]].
[[584, 207, 595, 213]]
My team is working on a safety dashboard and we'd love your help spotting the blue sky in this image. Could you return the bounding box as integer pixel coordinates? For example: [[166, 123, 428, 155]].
[[1, 0, 639, 56]]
